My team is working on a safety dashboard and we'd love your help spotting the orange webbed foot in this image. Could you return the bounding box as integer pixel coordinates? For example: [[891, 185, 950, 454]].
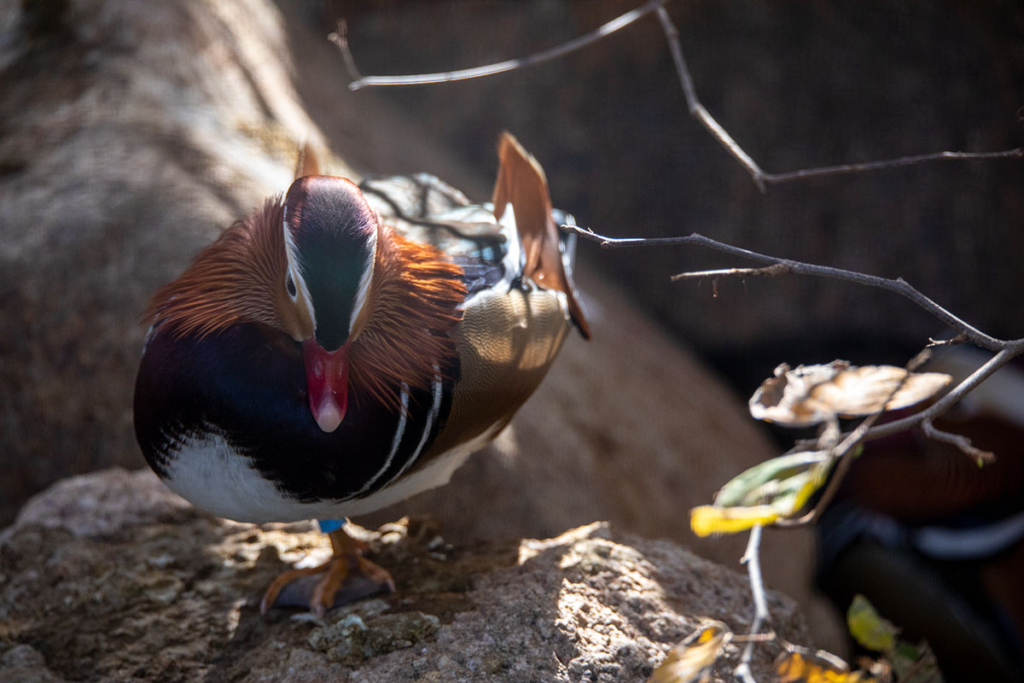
[[260, 529, 395, 616]]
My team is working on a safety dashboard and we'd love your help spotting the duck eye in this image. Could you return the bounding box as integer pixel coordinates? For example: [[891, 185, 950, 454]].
[[286, 272, 298, 299]]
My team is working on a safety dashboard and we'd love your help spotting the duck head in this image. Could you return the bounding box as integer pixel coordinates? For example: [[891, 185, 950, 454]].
[[281, 176, 379, 433]]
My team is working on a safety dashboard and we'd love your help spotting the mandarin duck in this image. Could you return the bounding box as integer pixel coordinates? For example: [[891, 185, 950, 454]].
[[134, 133, 589, 614]]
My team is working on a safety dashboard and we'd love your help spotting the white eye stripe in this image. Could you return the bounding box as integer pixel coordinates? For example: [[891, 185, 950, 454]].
[[282, 208, 316, 330], [349, 224, 378, 335]]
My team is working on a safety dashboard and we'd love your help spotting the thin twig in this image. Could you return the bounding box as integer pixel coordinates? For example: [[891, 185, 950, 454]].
[[327, 21, 363, 82], [340, 1, 1022, 186], [760, 149, 1024, 184], [566, 223, 1023, 353], [670, 263, 791, 281], [654, 5, 1024, 191], [928, 333, 968, 348], [343, 0, 669, 90], [656, 6, 768, 191], [921, 418, 995, 465], [734, 525, 766, 683], [863, 346, 1022, 440]]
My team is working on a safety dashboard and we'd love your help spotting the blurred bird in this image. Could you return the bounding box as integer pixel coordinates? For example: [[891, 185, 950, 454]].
[[134, 133, 589, 614], [817, 348, 1024, 683]]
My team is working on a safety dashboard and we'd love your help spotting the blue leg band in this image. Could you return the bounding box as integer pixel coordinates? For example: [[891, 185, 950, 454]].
[[317, 518, 347, 533]]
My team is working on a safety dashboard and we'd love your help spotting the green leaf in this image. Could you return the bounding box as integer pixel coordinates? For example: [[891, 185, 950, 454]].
[[847, 595, 898, 653], [690, 450, 834, 536], [714, 451, 828, 507]]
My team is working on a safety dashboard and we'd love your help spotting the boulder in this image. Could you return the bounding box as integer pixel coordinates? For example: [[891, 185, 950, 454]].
[[0, 469, 808, 683]]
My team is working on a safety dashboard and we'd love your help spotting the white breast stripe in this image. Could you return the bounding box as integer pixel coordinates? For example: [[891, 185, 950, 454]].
[[385, 365, 442, 488], [353, 384, 409, 497]]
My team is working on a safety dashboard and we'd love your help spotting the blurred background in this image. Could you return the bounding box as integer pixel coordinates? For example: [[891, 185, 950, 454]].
[[2, 0, 1023, 673]]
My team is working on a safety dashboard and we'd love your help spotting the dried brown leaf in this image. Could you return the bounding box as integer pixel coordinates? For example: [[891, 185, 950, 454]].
[[648, 621, 732, 683], [749, 361, 951, 427]]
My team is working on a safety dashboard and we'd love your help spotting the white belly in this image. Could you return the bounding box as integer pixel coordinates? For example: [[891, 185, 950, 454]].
[[162, 425, 500, 523]]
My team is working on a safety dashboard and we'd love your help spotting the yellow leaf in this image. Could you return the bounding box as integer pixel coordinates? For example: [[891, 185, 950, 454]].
[[648, 621, 732, 683], [691, 451, 834, 536], [774, 649, 875, 683], [786, 461, 830, 514], [690, 505, 779, 537]]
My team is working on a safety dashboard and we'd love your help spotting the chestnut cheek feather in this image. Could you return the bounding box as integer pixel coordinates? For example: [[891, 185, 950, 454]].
[[302, 339, 350, 433]]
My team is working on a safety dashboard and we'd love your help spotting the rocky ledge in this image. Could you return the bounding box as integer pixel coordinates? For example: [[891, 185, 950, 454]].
[[0, 469, 807, 682]]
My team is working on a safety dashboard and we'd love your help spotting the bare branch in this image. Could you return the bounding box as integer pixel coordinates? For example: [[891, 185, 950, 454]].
[[864, 346, 1023, 440], [734, 525, 767, 683], [760, 149, 1024, 184], [655, 5, 779, 190], [566, 223, 1022, 353], [928, 333, 968, 348], [342, 0, 669, 91], [921, 418, 996, 465], [655, 6, 768, 191], [568, 219, 1024, 476], [653, 5, 1024, 191], [568, 220, 1024, 466], [340, 1, 1023, 188], [327, 21, 363, 82], [669, 263, 791, 281]]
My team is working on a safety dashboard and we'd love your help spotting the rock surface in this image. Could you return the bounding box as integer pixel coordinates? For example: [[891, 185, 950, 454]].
[[0, 470, 808, 683]]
